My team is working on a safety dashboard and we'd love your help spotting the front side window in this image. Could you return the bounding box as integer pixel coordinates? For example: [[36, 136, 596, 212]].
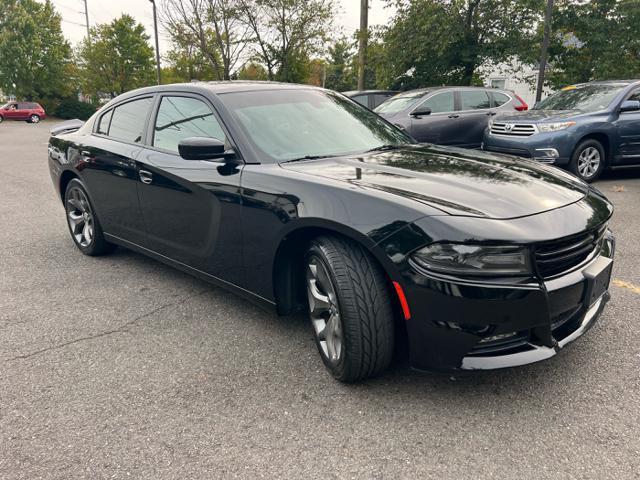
[[534, 84, 626, 112], [222, 89, 411, 163], [153, 96, 226, 154], [460, 90, 491, 110], [108, 97, 153, 143], [627, 89, 640, 102], [419, 91, 454, 114]]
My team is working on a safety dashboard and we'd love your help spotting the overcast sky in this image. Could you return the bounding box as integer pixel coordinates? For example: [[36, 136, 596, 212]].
[[49, 0, 396, 55]]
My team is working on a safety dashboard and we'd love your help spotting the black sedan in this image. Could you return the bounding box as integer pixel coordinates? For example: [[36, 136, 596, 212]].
[[48, 82, 614, 382]]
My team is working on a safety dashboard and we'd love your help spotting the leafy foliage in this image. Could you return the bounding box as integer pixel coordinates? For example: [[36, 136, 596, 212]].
[[0, 0, 74, 100], [77, 15, 156, 98], [544, 0, 640, 89], [54, 98, 97, 120]]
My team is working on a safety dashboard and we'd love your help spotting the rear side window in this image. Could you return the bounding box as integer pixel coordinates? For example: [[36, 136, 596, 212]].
[[460, 90, 491, 110], [17, 103, 29, 109], [97, 109, 113, 135], [492, 92, 511, 107], [108, 97, 153, 143], [373, 93, 393, 107], [419, 91, 454, 113], [351, 95, 369, 107], [153, 96, 226, 154]]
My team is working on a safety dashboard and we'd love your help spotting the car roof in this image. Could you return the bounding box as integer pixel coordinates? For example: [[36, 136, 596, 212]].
[[119, 81, 322, 98], [569, 80, 640, 87], [342, 90, 397, 96]]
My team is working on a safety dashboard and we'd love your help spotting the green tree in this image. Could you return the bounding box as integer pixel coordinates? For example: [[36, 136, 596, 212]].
[[162, 30, 219, 83], [0, 0, 74, 100], [77, 15, 155, 98], [325, 38, 356, 91], [543, 0, 640, 88], [235, 62, 269, 80], [238, 0, 336, 82], [382, 0, 542, 89]]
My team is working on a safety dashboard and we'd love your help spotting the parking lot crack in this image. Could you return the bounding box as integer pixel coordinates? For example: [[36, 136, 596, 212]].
[[6, 289, 211, 362]]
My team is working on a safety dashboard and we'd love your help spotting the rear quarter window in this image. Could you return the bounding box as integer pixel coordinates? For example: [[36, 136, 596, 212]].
[[491, 92, 511, 107]]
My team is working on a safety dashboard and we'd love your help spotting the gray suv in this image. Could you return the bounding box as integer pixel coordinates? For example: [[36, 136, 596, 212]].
[[483, 80, 640, 182], [374, 86, 528, 148]]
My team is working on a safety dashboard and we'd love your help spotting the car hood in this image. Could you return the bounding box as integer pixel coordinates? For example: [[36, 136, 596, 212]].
[[280, 145, 588, 219], [495, 109, 585, 123]]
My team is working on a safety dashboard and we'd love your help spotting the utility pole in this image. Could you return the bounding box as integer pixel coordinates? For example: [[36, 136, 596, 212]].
[[535, 0, 554, 103], [357, 0, 368, 91], [149, 0, 162, 85], [82, 0, 90, 40]]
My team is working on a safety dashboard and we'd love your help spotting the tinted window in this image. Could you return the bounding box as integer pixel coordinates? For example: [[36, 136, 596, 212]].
[[534, 84, 625, 112], [153, 96, 226, 153], [374, 92, 426, 114], [492, 92, 510, 107], [627, 89, 640, 102], [351, 95, 368, 107], [460, 90, 491, 110], [17, 103, 29, 109], [109, 97, 153, 143], [222, 89, 411, 163], [373, 93, 393, 108], [419, 91, 454, 113], [97, 109, 112, 135]]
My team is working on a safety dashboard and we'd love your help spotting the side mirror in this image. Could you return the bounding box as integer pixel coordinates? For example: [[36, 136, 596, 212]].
[[410, 107, 431, 117], [620, 100, 640, 113], [178, 137, 233, 161]]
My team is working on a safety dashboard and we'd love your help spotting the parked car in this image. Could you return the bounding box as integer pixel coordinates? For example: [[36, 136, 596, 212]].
[[48, 82, 614, 382], [0, 101, 46, 123], [483, 80, 640, 182], [343, 89, 397, 109], [374, 86, 528, 148]]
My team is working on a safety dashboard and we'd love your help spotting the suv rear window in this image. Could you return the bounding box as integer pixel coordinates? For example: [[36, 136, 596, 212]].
[[491, 92, 510, 107]]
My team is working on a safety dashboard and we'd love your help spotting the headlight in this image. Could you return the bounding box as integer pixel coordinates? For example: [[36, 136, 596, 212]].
[[411, 243, 531, 276], [538, 121, 576, 133]]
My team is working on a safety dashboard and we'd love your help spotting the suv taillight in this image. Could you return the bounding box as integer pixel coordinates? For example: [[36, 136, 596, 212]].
[[514, 94, 528, 111]]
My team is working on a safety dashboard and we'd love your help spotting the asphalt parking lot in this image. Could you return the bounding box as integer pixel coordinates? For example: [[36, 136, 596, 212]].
[[1, 119, 639, 479]]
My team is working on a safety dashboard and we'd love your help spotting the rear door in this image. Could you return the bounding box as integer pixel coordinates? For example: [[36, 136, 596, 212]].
[[614, 88, 640, 164], [455, 89, 493, 148], [78, 95, 153, 244], [409, 90, 458, 144], [136, 93, 244, 285], [16, 102, 31, 120]]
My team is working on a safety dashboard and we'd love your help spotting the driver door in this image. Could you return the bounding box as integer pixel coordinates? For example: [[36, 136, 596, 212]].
[[615, 88, 640, 164], [136, 93, 245, 286], [409, 90, 458, 144]]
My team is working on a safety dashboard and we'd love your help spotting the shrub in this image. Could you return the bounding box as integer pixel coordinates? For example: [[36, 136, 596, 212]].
[[54, 98, 97, 120]]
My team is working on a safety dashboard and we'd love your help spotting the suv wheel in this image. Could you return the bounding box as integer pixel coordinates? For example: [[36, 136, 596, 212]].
[[28, 114, 40, 124], [305, 235, 395, 383], [570, 139, 605, 182]]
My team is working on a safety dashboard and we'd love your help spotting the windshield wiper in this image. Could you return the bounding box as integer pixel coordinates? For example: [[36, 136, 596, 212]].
[[282, 154, 337, 163]]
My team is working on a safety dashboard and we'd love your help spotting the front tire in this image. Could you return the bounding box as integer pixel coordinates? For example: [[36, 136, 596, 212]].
[[305, 236, 395, 383], [64, 179, 114, 256], [569, 139, 605, 182]]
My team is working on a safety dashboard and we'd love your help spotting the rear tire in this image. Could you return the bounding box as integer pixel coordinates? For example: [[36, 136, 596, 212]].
[[0, 115, 3, 123], [305, 235, 395, 383], [28, 114, 40, 124], [569, 139, 605, 182], [64, 179, 115, 256]]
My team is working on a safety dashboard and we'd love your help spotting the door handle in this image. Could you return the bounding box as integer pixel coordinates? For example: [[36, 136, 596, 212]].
[[448, 114, 459, 118], [139, 170, 153, 185], [487, 112, 497, 116], [80, 150, 92, 162]]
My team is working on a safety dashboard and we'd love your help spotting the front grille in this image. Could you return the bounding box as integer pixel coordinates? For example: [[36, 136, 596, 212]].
[[535, 225, 607, 278], [490, 122, 537, 136]]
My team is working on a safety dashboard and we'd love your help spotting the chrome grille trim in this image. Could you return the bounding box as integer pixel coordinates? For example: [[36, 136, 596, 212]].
[[490, 122, 538, 137]]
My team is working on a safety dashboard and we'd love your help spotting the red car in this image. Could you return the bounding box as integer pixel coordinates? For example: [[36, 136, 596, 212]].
[[0, 101, 46, 123]]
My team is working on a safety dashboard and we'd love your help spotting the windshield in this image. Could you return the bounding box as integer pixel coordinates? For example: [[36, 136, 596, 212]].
[[221, 89, 412, 163], [374, 92, 426, 114], [534, 84, 626, 112]]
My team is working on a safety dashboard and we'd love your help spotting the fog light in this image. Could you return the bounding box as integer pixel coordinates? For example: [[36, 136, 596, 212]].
[[534, 148, 559, 158], [479, 331, 518, 343]]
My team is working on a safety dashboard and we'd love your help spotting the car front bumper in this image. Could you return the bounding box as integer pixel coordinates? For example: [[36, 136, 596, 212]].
[[400, 232, 615, 372], [482, 129, 578, 166]]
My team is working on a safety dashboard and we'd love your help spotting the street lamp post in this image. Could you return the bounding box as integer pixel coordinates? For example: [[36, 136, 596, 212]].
[[149, 0, 161, 85]]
